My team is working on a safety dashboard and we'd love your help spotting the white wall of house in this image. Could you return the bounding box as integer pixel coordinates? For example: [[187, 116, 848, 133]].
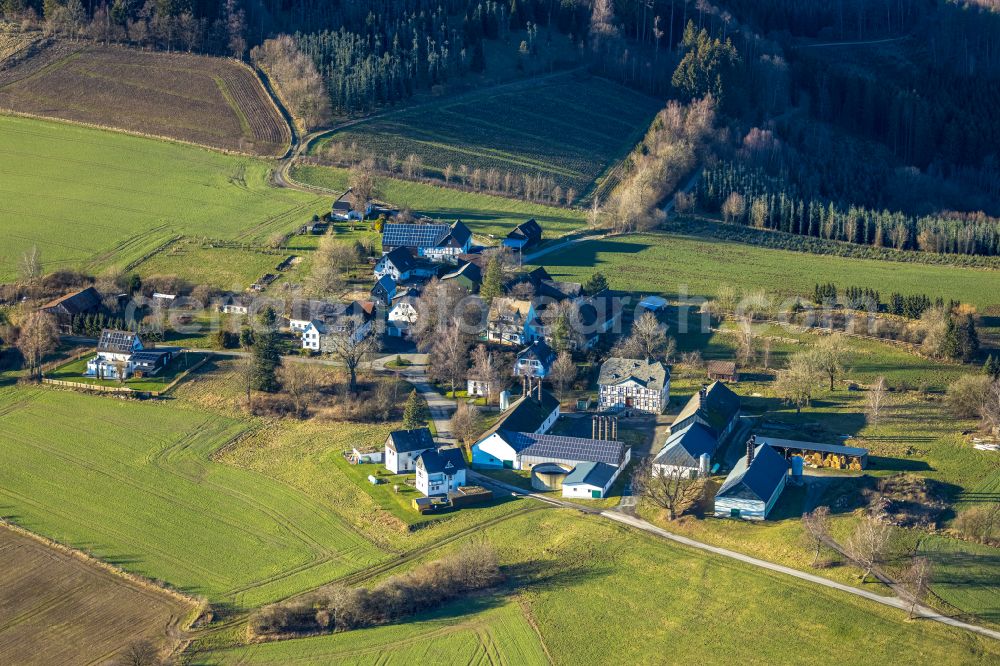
[[562, 481, 605, 499], [472, 433, 518, 469], [598, 378, 669, 414], [514, 358, 547, 378], [374, 257, 409, 281], [289, 319, 311, 333], [467, 379, 490, 396], [385, 445, 433, 474], [714, 474, 786, 520], [416, 467, 467, 496]]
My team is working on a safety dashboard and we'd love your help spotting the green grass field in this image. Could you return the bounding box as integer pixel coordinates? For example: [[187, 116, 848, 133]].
[[198, 510, 1000, 664], [917, 535, 1000, 626], [310, 76, 661, 199], [134, 240, 297, 291], [0, 115, 325, 281], [291, 164, 585, 240], [0, 386, 384, 607], [537, 230, 1000, 310]]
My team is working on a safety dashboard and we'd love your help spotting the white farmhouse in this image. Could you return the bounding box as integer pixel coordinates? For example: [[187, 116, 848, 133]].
[[415, 447, 467, 496], [652, 422, 719, 479], [384, 427, 436, 474], [597, 357, 671, 414]]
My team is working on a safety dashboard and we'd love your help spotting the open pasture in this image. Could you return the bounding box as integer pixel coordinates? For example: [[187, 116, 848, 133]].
[[0, 386, 385, 607], [291, 164, 585, 240], [0, 115, 324, 281], [311, 76, 661, 199], [0, 43, 289, 155], [0, 526, 196, 666], [536, 230, 1000, 311], [199, 510, 1000, 664]]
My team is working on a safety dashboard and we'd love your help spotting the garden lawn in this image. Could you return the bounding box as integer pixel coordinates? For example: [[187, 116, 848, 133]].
[[44, 351, 208, 392], [537, 231, 1000, 311], [0, 387, 384, 607], [0, 115, 325, 281], [290, 164, 585, 240]]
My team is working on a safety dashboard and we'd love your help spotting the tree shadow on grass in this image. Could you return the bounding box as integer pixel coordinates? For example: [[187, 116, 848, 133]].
[[536, 240, 652, 268]]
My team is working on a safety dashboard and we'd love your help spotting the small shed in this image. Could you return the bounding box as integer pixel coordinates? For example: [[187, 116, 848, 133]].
[[706, 360, 739, 382], [757, 436, 869, 470]]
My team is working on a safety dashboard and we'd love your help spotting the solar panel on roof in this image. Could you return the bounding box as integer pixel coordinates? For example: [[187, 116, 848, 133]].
[[382, 224, 450, 249]]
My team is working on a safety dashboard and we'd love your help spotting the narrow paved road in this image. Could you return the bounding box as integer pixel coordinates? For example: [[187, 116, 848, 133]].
[[470, 471, 1000, 642]]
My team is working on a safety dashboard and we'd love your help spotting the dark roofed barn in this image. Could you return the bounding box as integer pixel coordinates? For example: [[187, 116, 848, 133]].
[[714, 442, 788, 520]]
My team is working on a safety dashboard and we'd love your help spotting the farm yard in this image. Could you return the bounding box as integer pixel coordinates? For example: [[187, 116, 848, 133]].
[[0, 526, 197, 665], [291, 164, 586, 240], [0, 43, 290, 155], [0, 115, 324, 281], [0, 386, 386, 608], [308, 75, 662, 202]]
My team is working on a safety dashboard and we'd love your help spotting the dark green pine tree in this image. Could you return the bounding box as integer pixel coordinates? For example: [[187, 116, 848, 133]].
[[402, 389, 429, 429], [251, 307, 281, 392]]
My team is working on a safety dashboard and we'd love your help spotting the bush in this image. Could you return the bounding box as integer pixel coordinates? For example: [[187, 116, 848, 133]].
[[250, 542, 502, 637]]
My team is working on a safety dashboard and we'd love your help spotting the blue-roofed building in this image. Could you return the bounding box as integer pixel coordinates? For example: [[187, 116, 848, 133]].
[[415, 447, 467, 496], [652, 422, 719, 478], [370, 275, 397, 307], [714, 440, 789, 520], [562, 461, 622, 499]]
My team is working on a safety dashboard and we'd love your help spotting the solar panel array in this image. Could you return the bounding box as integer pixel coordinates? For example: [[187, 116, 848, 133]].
[[507, 432, 625, 465], [382, 223, 450, 249], [97, 329, 138, 353]]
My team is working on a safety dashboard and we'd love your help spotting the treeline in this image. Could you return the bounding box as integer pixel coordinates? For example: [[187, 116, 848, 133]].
[[813, 283, 960, 320], [251, 542, 502, 636], [697, 162, 1000, 256]]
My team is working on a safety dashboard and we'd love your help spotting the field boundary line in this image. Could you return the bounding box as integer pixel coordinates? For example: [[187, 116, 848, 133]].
[[0, 520, 203, 614], [0, 109, 283, 159], [123, 234, 182, 273]]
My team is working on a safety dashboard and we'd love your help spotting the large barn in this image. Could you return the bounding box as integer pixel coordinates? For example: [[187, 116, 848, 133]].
[[714, 440, 789, 520]]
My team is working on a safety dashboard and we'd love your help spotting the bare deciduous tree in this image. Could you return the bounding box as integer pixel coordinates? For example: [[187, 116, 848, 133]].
[[801, 506, 831, 566], [470, 344, 502, 404], [902, 555, 933, 619], [633, 461, 698, 520], [114, 639, 162, 666], [846, 512, 892, 583], [814, 333, 851, 390], [323, 318, 378, 394], [15, 311, 59, 380], [549, 351, 577, 399], [618, 311, 674, 361], [278, 361, 324, 416], [348, 157, 378, 212], [19, 245, 41, 285], [450, 401, 483, 453], [866, 376, 889, 428], [309, 236, 359, 295], [428, 323, 470, 397], [775, 350, 823, 414]]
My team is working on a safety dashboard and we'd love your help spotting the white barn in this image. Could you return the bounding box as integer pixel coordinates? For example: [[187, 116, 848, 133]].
[[714, 441, 789, 520]]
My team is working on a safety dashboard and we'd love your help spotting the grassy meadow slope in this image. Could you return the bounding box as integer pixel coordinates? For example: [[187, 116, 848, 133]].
[[0, 386, 385, 608], [0, 43, 290, 155], [536, 230, 1000, 310], [291, 164, 585, 240], [309, 75, 662, 200], [0, 115, 324, 281], [199, 510, 1000, 665]]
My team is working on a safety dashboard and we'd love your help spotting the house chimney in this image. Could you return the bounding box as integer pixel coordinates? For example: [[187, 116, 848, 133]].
[[592, 416, 597, 439], [535, 377, 543, 401], [746, 435, 756, 466], [522, 374, 528, 397], [611, 417, 617, 441], [699, 386, 708, 403]]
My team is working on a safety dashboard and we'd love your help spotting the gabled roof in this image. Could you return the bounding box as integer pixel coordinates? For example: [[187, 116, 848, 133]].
[[444, 221, 472, 247], [653, 422, 718, 468], [598, 358, 670, 392], [382, 223, 452, 249], [507, 218, 542, 243], [716, 444, 788, 502], [441, 260, 482, 286], [673, 381, 741, 432], [41, 286, 102, 315], [563, 461, 618, 488], [706, 360, 737, 376], [479, 390, 560, 441], [517, 340, 556, 366], [500, 431, 627, 466], [418, 447, 467, 474], [537, 279, 582, 301], [381, 247, 417, 273], [489, 297, 533, 322], [372, 275, 396, 294], [96, 329, 140, 354], [386, 428, 435, 453]]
